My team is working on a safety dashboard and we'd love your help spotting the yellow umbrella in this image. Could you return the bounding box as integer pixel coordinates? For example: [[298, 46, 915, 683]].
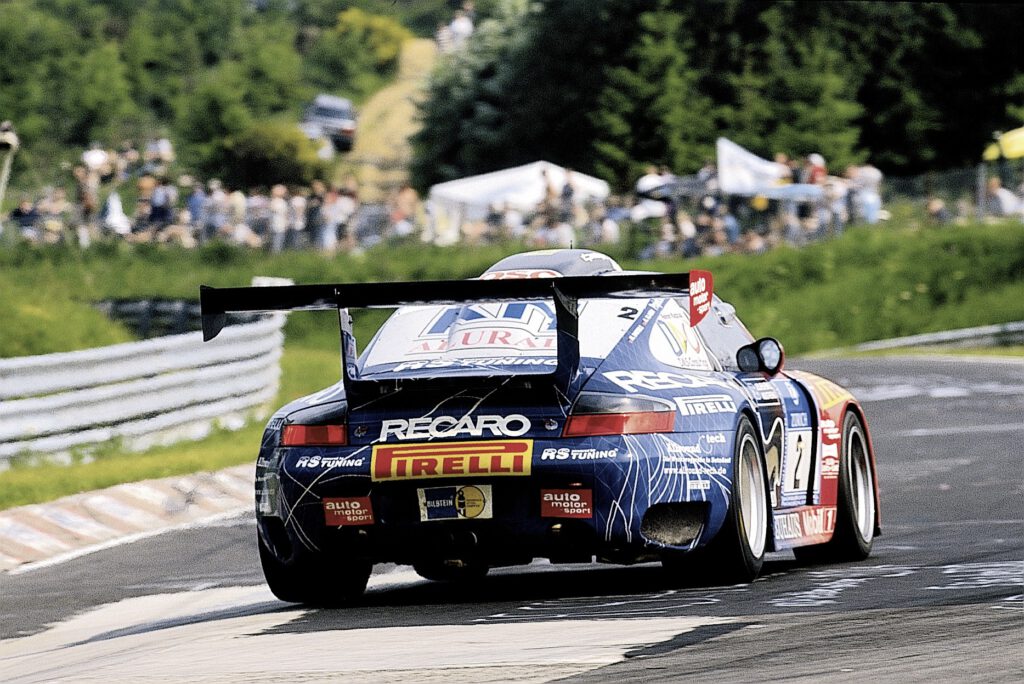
[[983, 126, 1024, 160]]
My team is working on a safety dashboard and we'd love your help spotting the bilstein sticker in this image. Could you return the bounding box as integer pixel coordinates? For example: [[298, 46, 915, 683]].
[[371, 440, 533, 481], [417, 485, 493, 521]]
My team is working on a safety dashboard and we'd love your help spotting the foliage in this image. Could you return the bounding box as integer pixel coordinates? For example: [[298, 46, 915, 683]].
[[0, 0, 412, 188], [413, 0, 1024, 190], [216, 120, 328, 189], [2, 218, 1024, 359], [305, 8, 412, 99]]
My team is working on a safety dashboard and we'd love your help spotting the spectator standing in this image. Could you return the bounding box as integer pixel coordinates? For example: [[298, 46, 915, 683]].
[[559, 170, 575, 224], [336, 186, 358, 250], [73, 165, 98, 246], [204, 180, 229, 241], [717, 205, 740, 245], [985, 177, 1020, 216], [320, 186, 342, 252], [287, 188, 308, 249], [11, 196, 39, 239], [803, 154, 828, 185], [449, 10, 474, 49], [389, 183, 419, 239], [435, 22, 454, 54], [855, 162, 883, 224], [228, 187, 248, 238], [149, 177, 174, 227], [268, 184, 289, 253], [306, 180, 326, 248], [102, 189, 132, 236], [502, 202, 524, 239], [186, 181, 207, 240]]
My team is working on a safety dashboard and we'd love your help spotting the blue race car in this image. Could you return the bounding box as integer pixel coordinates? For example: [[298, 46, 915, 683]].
[[200, 249, 880, 604]]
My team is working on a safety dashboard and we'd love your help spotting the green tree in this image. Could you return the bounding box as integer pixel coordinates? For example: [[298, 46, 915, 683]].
[[304, 8, 412, 99], [592, 3, 714, 187], [219, 119, 328, 189], [67, 43, 140, 144]]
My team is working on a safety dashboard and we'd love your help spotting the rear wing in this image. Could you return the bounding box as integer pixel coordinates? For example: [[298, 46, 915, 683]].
[[199, 270, 712, 395]]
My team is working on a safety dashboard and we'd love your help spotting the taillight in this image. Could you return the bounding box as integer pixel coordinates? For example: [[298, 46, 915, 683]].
[[282, 424, 347, 446], [563, 393, 675, 437]]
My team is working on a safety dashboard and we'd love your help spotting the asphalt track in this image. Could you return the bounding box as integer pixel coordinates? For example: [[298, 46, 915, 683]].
[[1, 356, 1022, 682]]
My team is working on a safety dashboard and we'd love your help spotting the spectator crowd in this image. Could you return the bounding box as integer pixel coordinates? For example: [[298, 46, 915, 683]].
[[3, 135, 1023, 259]]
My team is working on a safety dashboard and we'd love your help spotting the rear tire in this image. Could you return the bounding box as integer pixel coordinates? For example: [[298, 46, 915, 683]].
[[258, 533, 371, 606], [663, 416, 769, 584], [794, 412, 876, 563]]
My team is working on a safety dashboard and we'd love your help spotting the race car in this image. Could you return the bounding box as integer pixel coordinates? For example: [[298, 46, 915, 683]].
[[200, 249, 880, 605]]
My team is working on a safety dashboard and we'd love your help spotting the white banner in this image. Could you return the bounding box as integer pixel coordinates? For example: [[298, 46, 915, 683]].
[[716, 137, 787, 195]]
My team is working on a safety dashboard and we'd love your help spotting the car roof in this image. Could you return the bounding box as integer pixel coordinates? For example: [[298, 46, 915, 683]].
[[312, 94, 352, 109], [483, 249, 623, 277]]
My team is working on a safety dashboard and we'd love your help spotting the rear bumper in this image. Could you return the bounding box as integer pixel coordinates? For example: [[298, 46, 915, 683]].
[[258, 433, 730, 565]]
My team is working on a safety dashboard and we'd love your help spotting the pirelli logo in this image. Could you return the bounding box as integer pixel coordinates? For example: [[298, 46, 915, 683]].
[[371, 440, 533, 481]]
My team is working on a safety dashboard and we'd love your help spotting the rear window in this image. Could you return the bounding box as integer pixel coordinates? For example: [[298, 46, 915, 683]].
[[359, 298, 651, 375], [313, 106, 351, 119]]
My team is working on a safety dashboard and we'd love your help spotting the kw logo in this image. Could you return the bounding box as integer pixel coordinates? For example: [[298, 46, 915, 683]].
[[371, 440, 533, 481]]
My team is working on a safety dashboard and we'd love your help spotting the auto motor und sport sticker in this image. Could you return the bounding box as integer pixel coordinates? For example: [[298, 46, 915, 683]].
[[323, 497, 374, 526]]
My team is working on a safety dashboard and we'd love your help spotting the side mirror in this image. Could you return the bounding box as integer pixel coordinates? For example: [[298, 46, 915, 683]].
[[737, 337, 785, 375]]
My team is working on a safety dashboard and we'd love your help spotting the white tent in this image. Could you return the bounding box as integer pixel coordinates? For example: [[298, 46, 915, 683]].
[[427, 161, 610, 244]]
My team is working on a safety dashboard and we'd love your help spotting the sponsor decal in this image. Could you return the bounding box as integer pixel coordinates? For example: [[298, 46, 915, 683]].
[[294, 455, 364, 469], [688, 480, 712, 490], [380, 414, 531, 441], [392, 358, 556, 372], [479, 269, 561, 279], [674, 394, 737, 416], [540, 447, 618, 461], [603, 370, 733, 394], [423, 302, 556, 337], [540, 489, 593, 518], [418, 485, 493, 521], [774, 506, 837, 541], [783, 430, 814, 492], [371, 440, 532, 481], [688, 270, 713, 326], [580, 252, 616, 264], [821, 443, 840, 479], [323, 497, 374, 526], [408, 329, 556, 354], [821, 418, 842, 443], [627, 307, 658, 343], [745, 379, 781, 404], [702, 432, 727, 445], [790, 412, 810, 428], [662, 446, 729, 476]]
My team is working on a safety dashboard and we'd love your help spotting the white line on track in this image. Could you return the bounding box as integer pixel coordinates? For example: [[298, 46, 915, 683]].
[[893, 423, 1024, 437], [6, 507, 251, 576]]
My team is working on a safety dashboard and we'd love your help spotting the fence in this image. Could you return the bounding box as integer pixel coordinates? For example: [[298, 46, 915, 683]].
[[853, 320, 1024, 352], [0, 313, 286, 462]]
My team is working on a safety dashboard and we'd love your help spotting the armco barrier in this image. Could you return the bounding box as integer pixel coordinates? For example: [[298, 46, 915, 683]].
[[853, 320, 1024, 352], [0, 311, 286, 462]]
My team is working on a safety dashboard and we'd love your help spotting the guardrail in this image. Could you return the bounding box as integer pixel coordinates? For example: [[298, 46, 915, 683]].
[[853, 321, 1024, 352], [0, 284, 289, 463]]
